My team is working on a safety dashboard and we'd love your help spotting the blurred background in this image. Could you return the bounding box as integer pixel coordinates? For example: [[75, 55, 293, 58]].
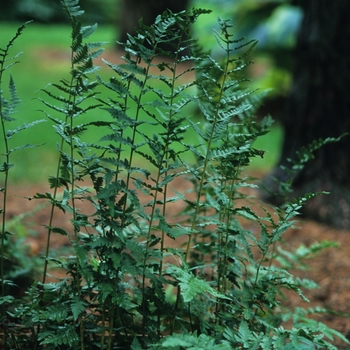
[[1, 0, 350, 226], [1, 0, 297, 183]]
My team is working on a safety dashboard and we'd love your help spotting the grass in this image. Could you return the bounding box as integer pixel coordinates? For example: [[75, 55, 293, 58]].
[[0, 23, 115, 182], [0, 21, 283, 183]]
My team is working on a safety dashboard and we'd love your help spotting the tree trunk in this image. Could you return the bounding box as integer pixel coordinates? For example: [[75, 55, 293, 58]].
[[262, 0, 350, 229]]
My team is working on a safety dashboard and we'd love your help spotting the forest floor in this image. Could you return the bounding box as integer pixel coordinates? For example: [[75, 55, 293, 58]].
[[5, 173, 350, 349]]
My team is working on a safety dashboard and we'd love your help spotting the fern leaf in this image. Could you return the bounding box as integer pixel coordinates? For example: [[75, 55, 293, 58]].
[[89, 48, 104, 59], [80, 23, 97, 39], [70, 296, 87, 321], [39, 324, 79, 346], [135, 150, 159, 168], [0, 21, 31, 68], [166, 265, 230, 302], [61, 0, 84, 19], [8, 143, 44, 154], [8, 74, 21, 112], [1, 75, 21, 121], [158, 218, 192, 239], [72, 44, 89, 64], [0, 162, 13, 172], [236, 321, 254, 348], [6, 119, 46, 139], [33, 304, 68, 323], [160, 333, 232, 349], [45, 226, 69, 236], [39, 90, 71, 108]]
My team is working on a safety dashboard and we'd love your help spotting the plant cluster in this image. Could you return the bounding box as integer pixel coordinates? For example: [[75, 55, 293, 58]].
[[0, 0, 348, 349]]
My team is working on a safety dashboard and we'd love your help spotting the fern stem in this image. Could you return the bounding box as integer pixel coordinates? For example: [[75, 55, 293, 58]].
[[0, 127, 8, 293], [142, 53, 181, 336], [184, 52, 232, 264], [121, 61, 152, 225], [0, 70, 10, 349], [68, 91, 78, 240], [114, 80, 132, 184], [215, 176, 237, 323], [118, 57, 154, 337], [107, 303, 115, 350], [100, 304, 106, 349], [68, 76, 85, 350], [159, 180, 168, 274], [221, 171, 238, 291], [254, 213, 289, 286], [216, 178, 226, 294], [42, 145, 65, 284]]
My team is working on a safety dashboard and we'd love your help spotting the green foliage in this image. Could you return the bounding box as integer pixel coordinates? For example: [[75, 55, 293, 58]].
[[0, 0, 116, 24], [0, 1, 348, 349]]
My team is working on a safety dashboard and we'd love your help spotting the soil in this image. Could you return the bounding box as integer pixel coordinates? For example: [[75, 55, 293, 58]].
[[4, 175, 350, 349]]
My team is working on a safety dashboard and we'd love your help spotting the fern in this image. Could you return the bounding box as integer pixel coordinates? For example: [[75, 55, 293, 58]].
[[158, 332, 232, 349], [1, 2, 349, 349], [38, 325, 79, 347], [0, 21, 47, 347]]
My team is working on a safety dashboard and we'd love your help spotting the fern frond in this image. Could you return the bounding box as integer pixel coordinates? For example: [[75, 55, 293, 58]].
[[6, 119, 46, 139], [80, 23, 97, 39], [39, 324, 79, 347], [61, 0, 84, 19], [0, 75, 21, 121], [0, 22, 31, 69], [72, 45, 89, 64]]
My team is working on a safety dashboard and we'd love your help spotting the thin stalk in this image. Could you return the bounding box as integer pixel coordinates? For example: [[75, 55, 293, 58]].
[[184, 135, 213, 262], [158, 63, 179, 275], [117, 57, 154, 337], [100, 304, 106, 349], [184, 53, 232, 264], [42, 41, 77, 283], [121, 61, 153, 226], [64, 34, 88, 348], [268, 241, 277, 269], [42, 139, 65, 284], [214, 177, 236, 321], [216, 178, 227, 294], [0, 142, 8, 294], [107, 303, 115, 350], [0, 25, 27, 309], [67, 81, 85, 350], [254, 214, 289, 286], [68, 90, 78, 240], [0, 73, 10, 350], [219, 157, 239, 294], [142, 56, 180, 336], [114, 79, 132, 184], [141, 166, 163, 335], [171, 38, 233, 334], [221, 179, 236, 292], [159, 179, 168, 275]]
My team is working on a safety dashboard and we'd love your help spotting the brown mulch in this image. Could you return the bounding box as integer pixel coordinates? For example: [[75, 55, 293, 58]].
[[4, 178, 350, 349], [281, 221, 350, 348]]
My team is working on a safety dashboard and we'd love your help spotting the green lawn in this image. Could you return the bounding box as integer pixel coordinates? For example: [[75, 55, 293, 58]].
[[0, 23, 115, 181], [1, 22, 283, 184]]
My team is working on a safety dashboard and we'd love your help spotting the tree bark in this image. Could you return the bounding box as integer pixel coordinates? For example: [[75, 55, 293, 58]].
[[262, 0, 350, 229]]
